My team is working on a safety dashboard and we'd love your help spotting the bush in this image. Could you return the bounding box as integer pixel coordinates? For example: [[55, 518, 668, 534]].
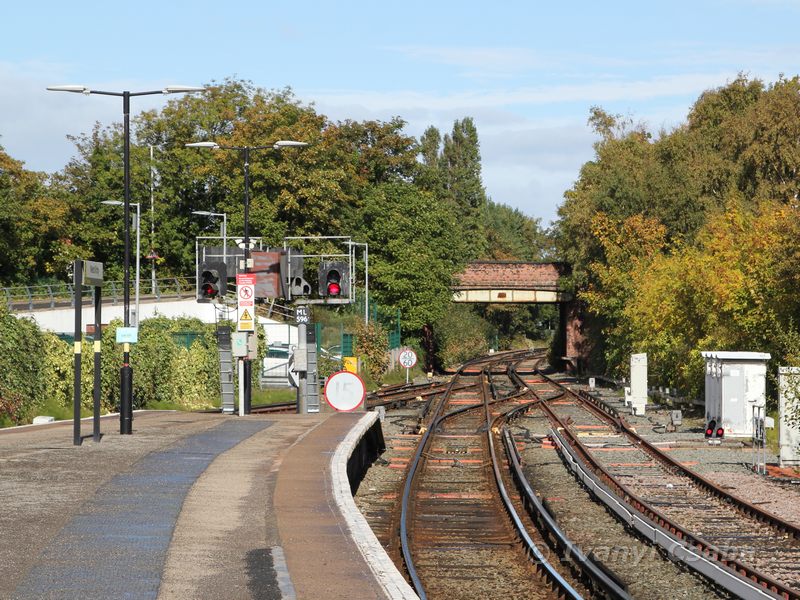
[[0, 308, 222, 427], [432, 305, 491, 369], [354, 321, 389, 382], [0, 307, 48, 424], [129, 316, 219, 410]]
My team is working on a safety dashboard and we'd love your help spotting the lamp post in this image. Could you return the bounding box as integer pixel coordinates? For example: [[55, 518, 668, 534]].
[[103, 201, 141, 326], [350, 242, 369, 324], [191, 210, 228, 267], [186, 140, 307, 414], [149, 145, 156, 295], [49, 84, 204, 434]]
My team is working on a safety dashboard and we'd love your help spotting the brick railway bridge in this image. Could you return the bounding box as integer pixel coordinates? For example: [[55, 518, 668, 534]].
[[453, 261, 584, 369]]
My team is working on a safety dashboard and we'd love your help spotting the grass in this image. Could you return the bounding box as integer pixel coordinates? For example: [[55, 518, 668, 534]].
[[767, 408, 780, 456], [39, 397, 88, 421], [252, 387, 297, 405], [381, 365, 427, 386]]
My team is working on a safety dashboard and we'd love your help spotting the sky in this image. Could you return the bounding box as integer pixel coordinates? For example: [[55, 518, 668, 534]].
[[2, 0, 800, 227]]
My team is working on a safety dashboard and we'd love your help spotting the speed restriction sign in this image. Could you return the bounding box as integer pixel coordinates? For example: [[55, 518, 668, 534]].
[[399, 349, 417, 369], [324, 370, 366, 412]]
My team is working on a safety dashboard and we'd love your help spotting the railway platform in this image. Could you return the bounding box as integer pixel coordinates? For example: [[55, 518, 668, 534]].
[[0, 410, 411, 600]]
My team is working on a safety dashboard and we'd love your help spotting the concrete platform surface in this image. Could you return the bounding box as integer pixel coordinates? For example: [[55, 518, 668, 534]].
[[0, 410, 402, 600]]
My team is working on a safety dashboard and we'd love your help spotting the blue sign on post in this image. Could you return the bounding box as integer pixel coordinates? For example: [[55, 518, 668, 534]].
[[116, 327, 139, 344]]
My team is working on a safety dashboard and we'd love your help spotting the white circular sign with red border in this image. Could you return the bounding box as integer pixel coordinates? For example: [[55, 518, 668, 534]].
[[324, 370, 366, 412], [399, 348, 417, 369]]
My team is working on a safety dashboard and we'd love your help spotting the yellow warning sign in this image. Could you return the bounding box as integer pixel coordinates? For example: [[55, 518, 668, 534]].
[[343, 356, 358, 373], [238, 308, 255, 332]]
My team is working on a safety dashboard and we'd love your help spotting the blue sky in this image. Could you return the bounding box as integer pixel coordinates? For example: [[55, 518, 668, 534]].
[[2, 0, 800, 225]]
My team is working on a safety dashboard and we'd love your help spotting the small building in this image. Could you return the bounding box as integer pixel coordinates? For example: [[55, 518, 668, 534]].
[[624, 353, 647, 415], [779, 367, 800, 467], [701, 351, 770, 438]]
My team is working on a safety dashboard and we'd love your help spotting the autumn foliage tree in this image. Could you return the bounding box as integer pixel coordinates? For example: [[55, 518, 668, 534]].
[[558, 74, 800, 405]]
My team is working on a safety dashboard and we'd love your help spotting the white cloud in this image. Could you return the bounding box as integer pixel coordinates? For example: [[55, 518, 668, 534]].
[[387, 45, 547, 78], [0, 61, 200, 173], [304, 71, 735, 116]]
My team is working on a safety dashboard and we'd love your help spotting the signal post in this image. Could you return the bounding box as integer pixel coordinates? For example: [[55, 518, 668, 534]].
[[236, 273, 257, 414]]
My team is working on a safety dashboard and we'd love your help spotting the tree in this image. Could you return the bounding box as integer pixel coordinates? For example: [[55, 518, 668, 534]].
[[358, 182, 468, 333], [440, 118, 489, 258], [484, 200, 550, 260], [0, 144, 83, 283]]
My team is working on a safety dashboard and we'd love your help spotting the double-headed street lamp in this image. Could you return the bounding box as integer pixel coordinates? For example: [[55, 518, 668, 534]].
[[186, 140, 307, 413], [49, 84, 205, 434]]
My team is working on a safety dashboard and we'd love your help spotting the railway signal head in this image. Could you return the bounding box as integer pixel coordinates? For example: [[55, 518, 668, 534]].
[[318, 261, 349, 298], [198, 261, 227, 302], [705, 419, 724, 439]]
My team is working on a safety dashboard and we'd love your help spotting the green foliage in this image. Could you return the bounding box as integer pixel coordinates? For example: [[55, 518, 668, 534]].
[[129, 316, 219, 410], [421, 118, 489, 259], [484, 200, 551, 260], [353, 321, 389, 382], [0, 307, 47, 423], [0, 308, 220, 428], [359, 182, 468, 333], [560, 75, 800, 415], [432, 304, 492, 369]]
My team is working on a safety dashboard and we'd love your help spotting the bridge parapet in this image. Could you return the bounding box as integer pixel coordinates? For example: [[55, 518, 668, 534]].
[[452, 261, 572, 303]]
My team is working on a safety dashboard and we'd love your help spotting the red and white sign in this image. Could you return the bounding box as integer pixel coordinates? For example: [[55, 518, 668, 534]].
[[324, 370, 366, 412], [399, 348, 417, 369], [236, 273, 256, 332]]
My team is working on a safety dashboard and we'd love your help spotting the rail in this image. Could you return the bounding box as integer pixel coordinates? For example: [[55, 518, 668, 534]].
[[500, 402, 631, 600], [399, 349, 587, 600], [508, 364, 798, 600]]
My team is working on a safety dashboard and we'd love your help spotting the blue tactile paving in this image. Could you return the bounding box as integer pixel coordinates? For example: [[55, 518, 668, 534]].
[[13, 419, 273, 600]]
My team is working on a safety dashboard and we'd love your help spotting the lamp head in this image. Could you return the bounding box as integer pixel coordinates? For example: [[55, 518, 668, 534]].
[[47, 85, 91, 95], [273, 140, 308, 149], [163, 85, 205, 94], [185, 141, 219, 149]]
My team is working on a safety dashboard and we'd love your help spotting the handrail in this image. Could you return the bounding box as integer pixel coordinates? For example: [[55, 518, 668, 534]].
[[3, 277, 197, 311]]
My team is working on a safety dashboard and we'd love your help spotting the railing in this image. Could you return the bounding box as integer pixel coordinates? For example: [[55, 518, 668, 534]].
[[4, 277, 197, 312], [5, 277, 302, 325]]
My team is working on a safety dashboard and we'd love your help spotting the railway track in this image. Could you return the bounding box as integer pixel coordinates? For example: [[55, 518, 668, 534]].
[[508, 360, 800, 600], [397, 351, 629, 599]]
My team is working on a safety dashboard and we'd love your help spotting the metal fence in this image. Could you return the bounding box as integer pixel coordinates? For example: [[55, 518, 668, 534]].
[[3, 276, 197, 312]]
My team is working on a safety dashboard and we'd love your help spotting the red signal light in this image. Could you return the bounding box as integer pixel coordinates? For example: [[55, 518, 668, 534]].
[[198, 267, 222, 302], [705, 419, 716, 438], [716, 427, 724, 438], [327, 282, 341, 296]]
